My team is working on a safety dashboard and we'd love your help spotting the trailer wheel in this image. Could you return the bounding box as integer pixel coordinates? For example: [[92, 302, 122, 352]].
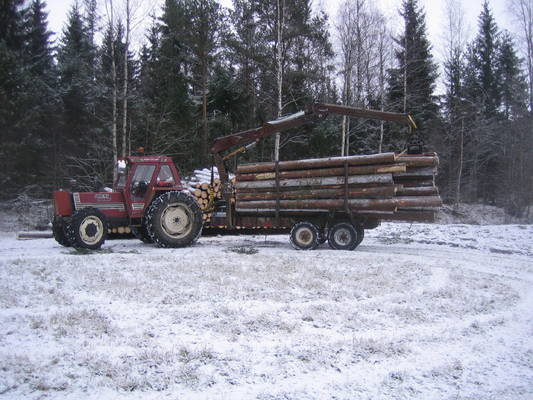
[[68, 208, 107, 250], [52, 216, 73, 247], [290, 221, 320, 250], [146, 191, 203, 248], [132, 225, 153, 244], [328, 222, 358, 251]]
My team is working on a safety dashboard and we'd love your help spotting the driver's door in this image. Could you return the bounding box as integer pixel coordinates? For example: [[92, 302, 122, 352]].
[[124, 164, 156, 218]]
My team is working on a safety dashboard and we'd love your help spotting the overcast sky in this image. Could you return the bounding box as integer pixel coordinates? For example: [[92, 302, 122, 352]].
[[43, 0, 517, 63]]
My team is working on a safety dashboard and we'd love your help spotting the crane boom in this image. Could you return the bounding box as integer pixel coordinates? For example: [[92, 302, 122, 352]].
[[210, 102, 416, 187]]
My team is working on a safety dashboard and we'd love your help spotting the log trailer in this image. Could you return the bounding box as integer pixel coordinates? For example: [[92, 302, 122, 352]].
[[52, 102, 439, 251]]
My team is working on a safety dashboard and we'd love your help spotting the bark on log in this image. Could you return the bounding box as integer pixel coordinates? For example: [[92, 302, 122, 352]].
[[395, 155, 439, 167], [235, 185, 397, 201], [237, 152, 397, 174], [396, 186, 438, 196], [393, 196, 443, 208], [236, 198, 397, 211], [235, 174, 393, 190], [393, 167, 436, 178], [393, 177, 435, 187], [236, 163, 406, 181], [17, 231, 53, 239]]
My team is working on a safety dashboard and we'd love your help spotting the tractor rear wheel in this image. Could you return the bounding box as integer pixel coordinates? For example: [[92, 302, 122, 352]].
[[145, 191, 203, 248], [328, 222, 358, 251], [68, 208, 108, 250], [290, 221, 320, 250], [132, 224, 153, 244], [355, 225, 365, 246], [52, 216, 73, 247]]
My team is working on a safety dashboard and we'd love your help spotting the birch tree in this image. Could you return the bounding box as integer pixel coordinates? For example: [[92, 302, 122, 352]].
[[509, 0, 533, 215], [336, 0, 391, 155], [274, 0, 285, 161], [442, 0, 467, 204], [104, 0, 118, 179]]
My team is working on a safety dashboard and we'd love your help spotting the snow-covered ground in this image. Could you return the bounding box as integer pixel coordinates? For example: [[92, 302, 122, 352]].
[[0, 222, 532, 399]]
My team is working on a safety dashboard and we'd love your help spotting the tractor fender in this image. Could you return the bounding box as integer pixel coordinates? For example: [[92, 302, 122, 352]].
[[53, 190, 73, 216]]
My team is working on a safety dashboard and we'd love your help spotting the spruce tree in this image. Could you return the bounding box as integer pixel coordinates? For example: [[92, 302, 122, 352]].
[[0, 0, 28, 195], [497, 32, 528, 119], [137, 10, 193, 170], [56, 3, 99, 188], [180, 0, 222, 164], [387, 0, 438, 144], [468, 0, 500, 118], [1, 0, 60, 195]]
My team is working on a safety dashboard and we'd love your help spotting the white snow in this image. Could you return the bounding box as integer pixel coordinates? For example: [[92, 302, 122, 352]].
[[0, 222, 532, 399]]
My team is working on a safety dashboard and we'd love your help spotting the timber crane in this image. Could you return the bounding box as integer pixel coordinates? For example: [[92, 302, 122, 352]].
[[211, 102, 418, 191]]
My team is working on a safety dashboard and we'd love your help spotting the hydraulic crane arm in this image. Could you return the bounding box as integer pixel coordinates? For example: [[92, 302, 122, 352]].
[[309, 103, 417, 130], [210, 102, 416, 186]]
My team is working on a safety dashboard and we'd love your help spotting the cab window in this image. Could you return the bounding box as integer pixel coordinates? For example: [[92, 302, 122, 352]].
[[157, 165, 175, 186], [131, 164, 155, 199]]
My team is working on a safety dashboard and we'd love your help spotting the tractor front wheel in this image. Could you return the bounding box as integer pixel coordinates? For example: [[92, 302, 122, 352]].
[[132, 224, 153, 244], [52, 215, 73, 247], [68, 208, 108, 250], [145, 191, 203, 248]]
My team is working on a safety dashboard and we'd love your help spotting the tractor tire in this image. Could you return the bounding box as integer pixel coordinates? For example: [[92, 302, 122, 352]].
[[355, 225, 365, 247], [52, 216, 73, 247], [145, 191, 203, 248], [328, 221, 359, 251], [290, 221, 320, 250], [132, 225, 153, 244], [67, 208, 108, 250]]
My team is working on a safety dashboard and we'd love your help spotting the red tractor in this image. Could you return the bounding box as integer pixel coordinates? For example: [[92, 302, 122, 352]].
[[52, 155, 203, 249]]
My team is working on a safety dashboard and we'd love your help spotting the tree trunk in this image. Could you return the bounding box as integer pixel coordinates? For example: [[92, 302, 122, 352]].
[[274, 0, 284, 161], [202, 56, 209, 164], [121, 0, 130, 158], [455, 118, 464, 205], [109, 0, 118, 182]]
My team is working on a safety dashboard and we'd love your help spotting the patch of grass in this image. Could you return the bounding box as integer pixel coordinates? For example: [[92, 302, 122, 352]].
[[115, 249, 140, 254], [226, 246, 259, 255], [67, 248, 114, 255]]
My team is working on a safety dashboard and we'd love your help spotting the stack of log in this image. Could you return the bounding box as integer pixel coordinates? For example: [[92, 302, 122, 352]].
[[234, 152, 441, 222], [185, 168, 224, 224]]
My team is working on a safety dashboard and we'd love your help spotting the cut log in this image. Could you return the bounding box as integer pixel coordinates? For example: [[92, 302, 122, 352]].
[[236, 185, 396, 201], [396, 186, 439, 196], [393, 167, 436, 178], [393, 177, 435, 187], [235, 173, 393, 190], [236, 163, 406, 181], [393, 196, 443, 208], [237, 152, 397, 174], [236, 198, 397, 211], [17, 231, 53, 239], [396, 155, 439, 167]]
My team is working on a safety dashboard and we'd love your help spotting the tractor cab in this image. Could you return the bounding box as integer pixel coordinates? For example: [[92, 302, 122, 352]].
[[113, 156, 184, 219]]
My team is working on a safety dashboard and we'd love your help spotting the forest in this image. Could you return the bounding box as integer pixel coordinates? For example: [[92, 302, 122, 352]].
[[0, 0, 532, 216]]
